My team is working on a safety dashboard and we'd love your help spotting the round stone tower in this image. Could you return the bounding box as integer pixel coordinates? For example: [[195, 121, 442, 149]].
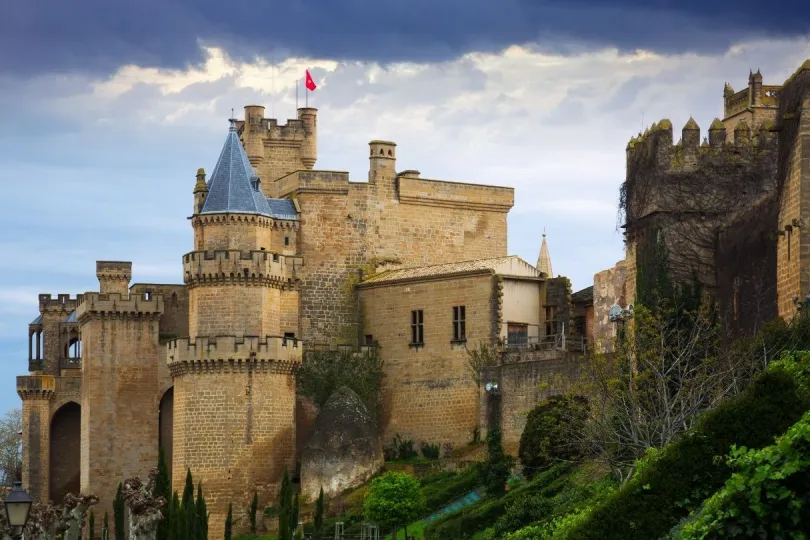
[[168, 119, 302, 539]]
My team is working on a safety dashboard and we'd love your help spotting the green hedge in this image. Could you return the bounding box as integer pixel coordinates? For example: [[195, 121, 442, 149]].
[[424, 464, 571, 539], [562, 362, 810, 540], [422, 466, 482, 514]]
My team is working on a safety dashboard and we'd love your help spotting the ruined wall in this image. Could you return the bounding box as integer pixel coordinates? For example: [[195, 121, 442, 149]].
[[716, 195, 779, 336], [358, 272, 498, 447], [482, 353, 582, 453], [77, 292, 164, 533], [775, 64, 810, 320], [623, 118, 779, 302], [593, 261, 629, 352]]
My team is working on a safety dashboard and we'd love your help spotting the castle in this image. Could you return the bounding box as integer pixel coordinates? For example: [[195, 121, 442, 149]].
[[17, 106, 592, 537], [593, 61, 810, 344]]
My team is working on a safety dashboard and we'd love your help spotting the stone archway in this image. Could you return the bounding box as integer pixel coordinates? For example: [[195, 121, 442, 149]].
[[50, 401, 80, 505], [159, 387, 174, 476]]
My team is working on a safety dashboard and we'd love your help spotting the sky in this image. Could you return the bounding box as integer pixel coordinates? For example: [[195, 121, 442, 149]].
[[1, 1, 810, 414]]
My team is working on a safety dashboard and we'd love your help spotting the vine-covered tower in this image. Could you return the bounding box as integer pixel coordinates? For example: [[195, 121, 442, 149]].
[[166, 119, 303, 537]]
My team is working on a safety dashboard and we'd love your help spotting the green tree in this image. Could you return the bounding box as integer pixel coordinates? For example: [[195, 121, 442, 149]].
[[155, 448, 171, 540], [249, 490, 258, 535], [313, 488, 324, 540], [297, 347, 384, 417], [278, 470, 293, 540], [182, 469, 196, 540], [89, 510, 96, 540], [518, 395, 589, 477], [224, 503, 232, 540], [363, 472, 425, 538], [103, 512, 109, 540], [168, 492, 180, 540], [482, 426, 513, 497], [195, 483, 208, 540], [113, 482, 125, 540], [291, 494, 299, 537]]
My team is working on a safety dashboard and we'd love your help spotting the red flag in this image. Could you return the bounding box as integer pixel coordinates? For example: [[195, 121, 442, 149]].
[[305, 70, 317, 91]]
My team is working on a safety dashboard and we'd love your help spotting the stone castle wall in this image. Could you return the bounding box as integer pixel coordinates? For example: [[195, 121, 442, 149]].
[[76, 292, 164, 526], [359, 272, 498, 447]]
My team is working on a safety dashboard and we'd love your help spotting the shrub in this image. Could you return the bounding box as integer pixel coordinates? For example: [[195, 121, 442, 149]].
[[422, 466, 481, 513], [482, 427, 514, 497], [679, 407, 810, 538], [363, 472, 425, 535], [420, 442, 440, 460], [385, 434, 418, 461], [563, 354, 810, 540], [518, 395, 589, 478]]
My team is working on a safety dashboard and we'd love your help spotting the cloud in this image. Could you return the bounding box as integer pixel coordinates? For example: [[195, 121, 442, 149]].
[[3, 0, 810, 79]]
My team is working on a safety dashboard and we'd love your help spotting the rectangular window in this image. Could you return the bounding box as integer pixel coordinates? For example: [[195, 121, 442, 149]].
[[574, 316, 586, 336], [452, 305, 466, 342], [365, 334, 374, 346], [507, 323, 529, 346], [283, 332, 296, 346], [410, 310, 424, 345], [284, 236, 290, 246]]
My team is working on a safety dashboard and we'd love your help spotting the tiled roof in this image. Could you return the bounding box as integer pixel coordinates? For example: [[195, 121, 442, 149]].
[[361, 256, 538, 285], [30, 314, 42, 325], [201, 120, 297, 220], [572, 286, 594, 305], [64, 311, 77, 323]]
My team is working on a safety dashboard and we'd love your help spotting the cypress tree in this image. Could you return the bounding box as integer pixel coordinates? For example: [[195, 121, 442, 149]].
[[156, 448, 171, 540], [224, 503, 233, 540], [182, 469, 196, 540], [277, 470, 292, 540], [113, 482, 125, 540], [104, 512, 109, 540], [168, 492, 180, 540], [313, 488, 324, 540], [249, 491, 258, 535], [290, 494, 299, 538], [89, 510, 96, 540], [195, 483, 208, 540]]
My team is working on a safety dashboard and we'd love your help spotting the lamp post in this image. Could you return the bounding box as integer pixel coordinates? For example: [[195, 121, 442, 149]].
[[4, 481, 32, 540]]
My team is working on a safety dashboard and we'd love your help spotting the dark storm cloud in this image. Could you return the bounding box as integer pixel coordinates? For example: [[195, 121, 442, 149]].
[[3, 0, 809, 78]]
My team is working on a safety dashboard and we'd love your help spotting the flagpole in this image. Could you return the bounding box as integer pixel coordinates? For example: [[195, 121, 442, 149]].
[[306, 77, 309, 108]]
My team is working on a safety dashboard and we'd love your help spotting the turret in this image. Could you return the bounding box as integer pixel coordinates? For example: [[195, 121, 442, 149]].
[[682, 117, 700, 148], [96, 261, 132, 295], [243, 105, 266, 167], [368, 140, 397, 183], [193, 168, 208, 214], [709, 119, 727, 148], [298, 107, 318, 169], [749, 69, 763, 107]]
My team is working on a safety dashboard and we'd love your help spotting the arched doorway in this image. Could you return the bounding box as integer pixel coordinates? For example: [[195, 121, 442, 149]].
[[50, 402, 80, 505], [159, 387, 174, 476]]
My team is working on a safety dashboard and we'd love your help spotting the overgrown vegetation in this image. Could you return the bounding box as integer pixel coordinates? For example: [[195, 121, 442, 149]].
[[364, 472, 425, 539], [297, 347, 384, 417], [518, 395, 589, 478]]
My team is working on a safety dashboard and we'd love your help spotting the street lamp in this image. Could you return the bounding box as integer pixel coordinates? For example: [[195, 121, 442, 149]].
[[4, 481, 32, 539]]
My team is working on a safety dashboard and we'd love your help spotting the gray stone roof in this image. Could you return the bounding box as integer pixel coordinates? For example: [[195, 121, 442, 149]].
[[201, 121, 297, 220], [30, 315, 42, 325], [64, 311, 77, 323]]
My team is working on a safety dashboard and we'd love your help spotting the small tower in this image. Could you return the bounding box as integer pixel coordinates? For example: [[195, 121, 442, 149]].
[[749, 69, 763, 107], [537, 231, 553, 277], [193, 168, 208, 214], [368, 140, 397, 182], [169, 118, 302, 539]]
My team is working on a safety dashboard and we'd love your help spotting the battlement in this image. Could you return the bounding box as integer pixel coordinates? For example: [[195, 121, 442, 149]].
[[38, 294, 82, 312], [166, 335, 302, 376], [16, 375, 55, 399], [75, 291, 164, 322], [275, 170, 351, 197], [625, 117, 777, 174], [182, 250, 304, 287], [274, 169, 514, 212], [237, 117, 307, 142]]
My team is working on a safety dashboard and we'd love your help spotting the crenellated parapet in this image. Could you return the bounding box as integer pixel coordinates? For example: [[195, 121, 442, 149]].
[[38, 294, 82, 313], [182, 250, 304, 288], [17, 375, 55, 400], [75, 292, 164, 323], [166, 335, 302, 376]]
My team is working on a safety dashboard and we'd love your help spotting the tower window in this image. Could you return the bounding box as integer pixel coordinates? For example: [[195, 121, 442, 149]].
[[284, 236, 290, 246], [452, 306, 466, 342], [410, 310, 424, 345]]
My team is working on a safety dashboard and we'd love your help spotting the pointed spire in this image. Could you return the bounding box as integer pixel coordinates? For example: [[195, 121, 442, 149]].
[[537, 231, 553, 278], [200, 119, 273, 216]]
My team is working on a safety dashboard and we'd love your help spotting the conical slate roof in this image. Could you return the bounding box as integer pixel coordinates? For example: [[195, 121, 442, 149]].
[[200, 120, 275, 216], [537, 233, 553, 277]]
